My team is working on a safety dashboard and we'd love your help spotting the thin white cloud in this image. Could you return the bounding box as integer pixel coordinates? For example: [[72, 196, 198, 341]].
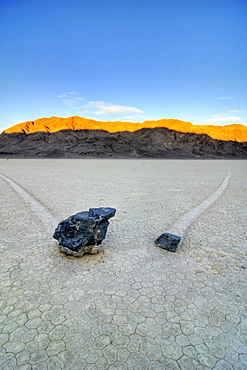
[[59, 92, 85, 108], [64, 99, 75, 106], [229, 110, 245, 113], [117, 115, 144, 120], [58, 91, 78, 98], [216, 97, 232, 100], [59, 94, 144, 117], [203, 116, 241, 123], [64, 97, 85, 106], [85, 101, 144, 115]]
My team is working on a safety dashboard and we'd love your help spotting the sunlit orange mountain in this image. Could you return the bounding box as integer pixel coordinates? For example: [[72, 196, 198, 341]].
[[4, 116, 247, 142]]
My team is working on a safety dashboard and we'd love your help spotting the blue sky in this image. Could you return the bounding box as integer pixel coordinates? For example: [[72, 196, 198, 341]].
[[0, 0, 246, 132]]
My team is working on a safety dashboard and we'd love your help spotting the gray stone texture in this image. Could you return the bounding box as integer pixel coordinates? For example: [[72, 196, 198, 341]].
[[53, 207, 116, 257]]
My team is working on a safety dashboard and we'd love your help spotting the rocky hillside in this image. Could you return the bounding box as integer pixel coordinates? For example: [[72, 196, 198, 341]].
[[0, 126, 246, 159], [4, 116, 247, 142]]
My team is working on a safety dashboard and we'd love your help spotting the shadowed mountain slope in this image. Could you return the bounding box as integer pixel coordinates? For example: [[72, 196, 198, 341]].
[[0, 127, 246, 159]]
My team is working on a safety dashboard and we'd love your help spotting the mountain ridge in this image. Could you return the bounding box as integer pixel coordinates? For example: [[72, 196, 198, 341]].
[[4, 116, 247, 142], [1, 126, 246, 159]]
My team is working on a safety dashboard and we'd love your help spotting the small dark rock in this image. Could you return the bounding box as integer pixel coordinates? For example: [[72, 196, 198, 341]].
[[53, 207, 116, 257], [155, 233, 181, 252]]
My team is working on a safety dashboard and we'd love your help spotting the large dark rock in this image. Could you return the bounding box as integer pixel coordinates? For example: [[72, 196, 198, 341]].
[[155, 233, 181, 252], [53, 207, 116, 257]]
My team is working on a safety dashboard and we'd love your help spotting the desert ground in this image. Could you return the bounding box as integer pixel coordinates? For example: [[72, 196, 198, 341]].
[[0, 159, 246, 369]]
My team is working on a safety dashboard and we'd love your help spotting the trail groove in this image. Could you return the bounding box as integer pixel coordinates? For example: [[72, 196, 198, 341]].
[[0, 173, 58, 231], [1, 168, 232, 245], [170, 168, 232, 244]]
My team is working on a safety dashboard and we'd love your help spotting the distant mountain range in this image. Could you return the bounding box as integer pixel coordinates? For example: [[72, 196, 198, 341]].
[[0, 116, 246, 158]]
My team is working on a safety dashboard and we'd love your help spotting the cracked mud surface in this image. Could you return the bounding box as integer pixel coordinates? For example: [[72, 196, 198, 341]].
[[0, 159, 246, 369]]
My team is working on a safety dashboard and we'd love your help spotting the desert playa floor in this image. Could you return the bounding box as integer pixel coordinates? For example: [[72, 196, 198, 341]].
[[0, 159, 246, 370]]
